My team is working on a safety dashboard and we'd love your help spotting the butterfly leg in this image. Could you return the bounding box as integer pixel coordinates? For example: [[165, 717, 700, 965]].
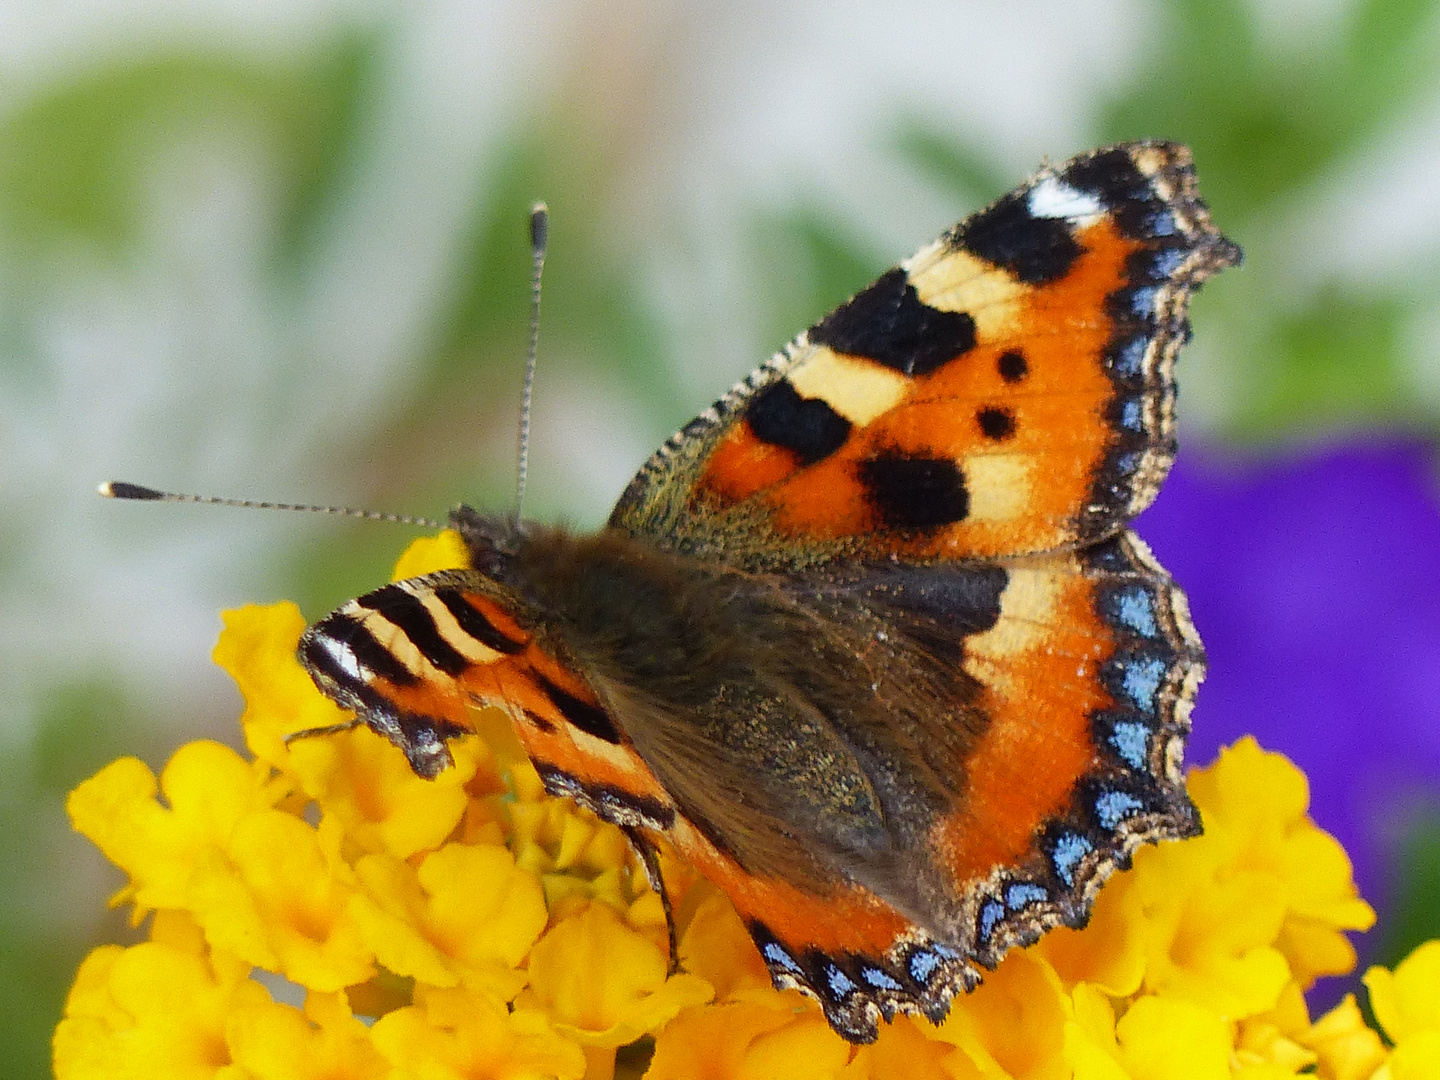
[[622, 826, 680, 976], [284, 718, 363, 744]]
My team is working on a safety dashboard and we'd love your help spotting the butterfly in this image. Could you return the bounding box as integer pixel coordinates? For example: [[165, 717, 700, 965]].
[[298, 141, 1240, 1043]]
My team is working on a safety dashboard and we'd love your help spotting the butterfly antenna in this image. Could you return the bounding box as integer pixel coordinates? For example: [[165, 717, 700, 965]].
[[515, 201, 548, 521], [97, 481, 445, 530]]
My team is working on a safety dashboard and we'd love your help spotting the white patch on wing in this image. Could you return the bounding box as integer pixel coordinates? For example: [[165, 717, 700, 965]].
[[318, 635, 365, 682], [963, 564, 1066, 696], [1027, 176, 1104, 221]]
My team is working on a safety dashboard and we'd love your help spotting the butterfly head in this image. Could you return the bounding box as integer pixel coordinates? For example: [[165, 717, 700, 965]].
[[449, 505, 529, 580]]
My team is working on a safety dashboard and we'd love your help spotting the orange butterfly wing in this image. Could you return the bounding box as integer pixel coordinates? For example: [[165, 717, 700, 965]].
[[610, 142, 1239, 565]]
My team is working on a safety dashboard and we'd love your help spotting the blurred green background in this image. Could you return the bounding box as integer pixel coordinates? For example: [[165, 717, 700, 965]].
[[3, 1, 1438, 1075]]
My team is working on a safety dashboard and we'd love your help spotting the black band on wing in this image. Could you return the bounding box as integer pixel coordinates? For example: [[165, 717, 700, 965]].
[[534, 672, 623, 744], [324, 618, 421, 687], [1062, 146, 1167, 240], [746, 380, 852, 464], [857, 453, 971, 528], [433, 587, 528, 654], [533, 762, 676, 830], [359, 584, 472, 676]]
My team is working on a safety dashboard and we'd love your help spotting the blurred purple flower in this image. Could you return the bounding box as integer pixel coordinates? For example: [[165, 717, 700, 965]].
[[1137, 437, 1440, 913]]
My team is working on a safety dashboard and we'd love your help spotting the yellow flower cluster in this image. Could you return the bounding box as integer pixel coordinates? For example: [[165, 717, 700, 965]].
[[55, 534, 1440, 1079]]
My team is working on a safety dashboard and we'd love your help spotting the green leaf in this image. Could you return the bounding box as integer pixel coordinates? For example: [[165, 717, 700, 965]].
[[421, 133, 670, 408], [1348, 0, 1440, 76], [0, 933, 86, 1080], [29, 678, 157, 794]]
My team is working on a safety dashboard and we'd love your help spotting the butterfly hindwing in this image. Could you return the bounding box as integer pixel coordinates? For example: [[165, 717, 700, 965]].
[[651, 530, 1201, 1040]]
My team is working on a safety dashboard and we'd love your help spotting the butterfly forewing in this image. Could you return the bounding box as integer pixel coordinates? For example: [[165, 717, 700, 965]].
[[609, 142, 1239, 568], [299, 568, 685, 825]]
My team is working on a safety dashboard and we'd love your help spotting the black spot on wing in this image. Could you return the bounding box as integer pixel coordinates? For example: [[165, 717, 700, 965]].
[[857, 453, 969, 528], [977, 407, 1015, 441], [954, 192, 1083, 285], [534, 672, 622, 744], [997, 350, 1028, 382], [433, 588, 527, 655], [361, 585, 470, 676], [746, 379, 853, 464], [810, 267, 977, 376]]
